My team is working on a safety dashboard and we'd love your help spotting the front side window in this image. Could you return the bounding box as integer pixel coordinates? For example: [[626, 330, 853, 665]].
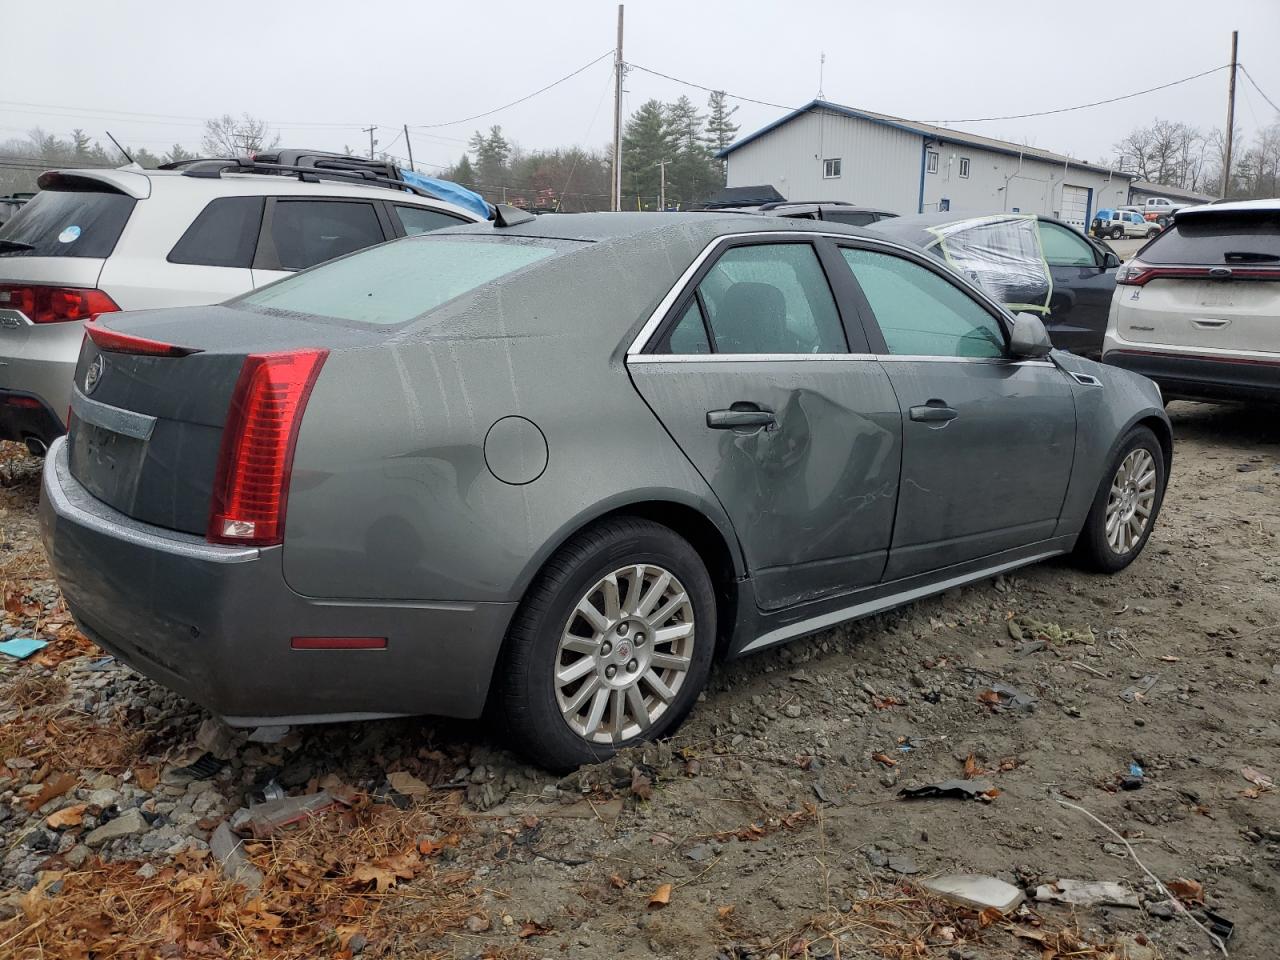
[[823, 158, 842, 179], [958, 157, 971, 178], [840, 247, 1005, 358], [168, 196, 264, 268], [239, 236, 559, 325], [926, 151, 939, 174], [393, 204, 468, 236], [687, 243, 846, 355], [1039, 221, 1097, 267], [269, 200, 385, 271]]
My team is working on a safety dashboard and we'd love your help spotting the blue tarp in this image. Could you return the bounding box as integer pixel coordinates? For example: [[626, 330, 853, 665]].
[[397, 170, 491, 221]]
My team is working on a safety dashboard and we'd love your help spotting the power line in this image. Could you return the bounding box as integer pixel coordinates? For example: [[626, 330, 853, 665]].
[[627, 59, 1232, 125], [625, 62, 793, 110], [1239, 64, 1280, 115], [411, 50, 614, 129]]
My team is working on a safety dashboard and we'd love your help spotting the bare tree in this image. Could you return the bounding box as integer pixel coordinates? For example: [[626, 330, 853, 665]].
[[1112, 119, 1211, 190], [201, 114, 279, 157]]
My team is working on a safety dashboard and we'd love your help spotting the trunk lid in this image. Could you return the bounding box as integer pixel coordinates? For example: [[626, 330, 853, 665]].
[[67, 304, 384, 534]]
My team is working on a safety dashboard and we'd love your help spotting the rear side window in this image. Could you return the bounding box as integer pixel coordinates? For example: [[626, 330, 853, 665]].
[[238, 237, 559, 325], [393, 205, 468, 236], [1039, 222, 1096, 267], [168, 196, 264, 268], [0, 189, 135, 258], [268, 200, 385, 270], [694, 243, 846, 354], [1141, 213, 1280, 265]]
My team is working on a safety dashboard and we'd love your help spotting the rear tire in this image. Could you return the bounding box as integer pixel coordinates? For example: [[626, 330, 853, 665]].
[[1074, 426, 1166, 573], [497, 517, 716, 771], [1147, 228, 1160, 238]]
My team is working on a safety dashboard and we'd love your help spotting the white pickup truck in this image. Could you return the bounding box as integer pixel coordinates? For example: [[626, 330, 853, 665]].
[[1139, 196, 1194, 226]]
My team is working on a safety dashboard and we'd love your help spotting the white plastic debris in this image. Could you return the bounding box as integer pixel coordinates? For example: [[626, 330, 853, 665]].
[[921, 874, 1025, 913]]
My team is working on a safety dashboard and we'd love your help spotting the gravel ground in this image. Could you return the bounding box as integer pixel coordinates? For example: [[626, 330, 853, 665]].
[[1, 399, 1277, 960]]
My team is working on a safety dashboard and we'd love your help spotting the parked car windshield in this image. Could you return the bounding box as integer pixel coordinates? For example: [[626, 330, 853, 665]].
[[0, 189, 135, 258], [238, 235, 563, 325], [1141, 212, 1280, 264]]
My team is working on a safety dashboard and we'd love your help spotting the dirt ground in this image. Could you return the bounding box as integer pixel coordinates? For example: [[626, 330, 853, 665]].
[[1, 399, 1277, 960]]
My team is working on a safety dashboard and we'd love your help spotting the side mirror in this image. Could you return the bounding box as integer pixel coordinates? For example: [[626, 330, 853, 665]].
[[1009, 312, 1053, 359], [1102, 251, 1122, 269]]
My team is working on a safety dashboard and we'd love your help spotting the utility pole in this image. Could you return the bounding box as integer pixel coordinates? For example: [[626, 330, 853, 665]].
[[1220, 30, 1238, 199], [611, 4, 624, 211], [363, 125, 378, 160], [403, 124, 415, 172], [655, 159, 669, 210]]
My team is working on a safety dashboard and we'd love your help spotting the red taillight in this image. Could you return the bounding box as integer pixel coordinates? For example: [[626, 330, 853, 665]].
[[85, 320, 200, 358], [207, 349, 328, 546], [0, 283, 120, 323]]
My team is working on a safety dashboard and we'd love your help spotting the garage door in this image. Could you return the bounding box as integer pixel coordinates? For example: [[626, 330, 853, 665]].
[[1059, 185, 1089, 228]]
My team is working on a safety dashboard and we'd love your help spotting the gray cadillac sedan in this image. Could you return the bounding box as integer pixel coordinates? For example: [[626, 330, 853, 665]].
[[40, 212, 1170, 770]]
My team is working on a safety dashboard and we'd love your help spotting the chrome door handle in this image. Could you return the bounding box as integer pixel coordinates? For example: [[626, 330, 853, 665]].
[[706, 408, 776, 430]]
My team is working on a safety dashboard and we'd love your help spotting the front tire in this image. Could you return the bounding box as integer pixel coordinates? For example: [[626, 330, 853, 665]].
[[1111, 227, 1123, 239], [1074, 426, 1166, 573], [497, 518, 716, 771]]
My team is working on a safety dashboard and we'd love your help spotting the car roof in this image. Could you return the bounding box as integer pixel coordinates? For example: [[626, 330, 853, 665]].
[[37, 166, 480, 220], [433, 211, 875, 244], [1177, 198, 1280, 218], [866, 211, 1085, 247]]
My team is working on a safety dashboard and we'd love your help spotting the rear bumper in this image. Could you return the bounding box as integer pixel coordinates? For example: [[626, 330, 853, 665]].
[[1103, 347, 1280, 404], [0, 390, 63, 448], [40, 437, 515, 724], [0, 318, 80, 441]]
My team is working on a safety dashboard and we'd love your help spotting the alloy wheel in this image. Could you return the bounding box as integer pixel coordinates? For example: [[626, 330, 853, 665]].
[[1104, 448, 1157, 555], [554, 564, 696, 744]]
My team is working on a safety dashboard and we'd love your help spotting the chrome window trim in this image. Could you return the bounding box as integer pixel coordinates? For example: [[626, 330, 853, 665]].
[[628, 352, 877, 364], [628, 353, 1054, 366], [625, 229, 1023, 359]]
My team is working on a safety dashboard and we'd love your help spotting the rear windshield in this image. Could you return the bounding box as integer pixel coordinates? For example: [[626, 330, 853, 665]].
[[237, 235, 562, 325], [1142, 212, 1280, 264], [0, 189, 135, 258]]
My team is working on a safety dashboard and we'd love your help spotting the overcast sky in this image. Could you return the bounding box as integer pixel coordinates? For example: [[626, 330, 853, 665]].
[[4, 0, 1277, 170]]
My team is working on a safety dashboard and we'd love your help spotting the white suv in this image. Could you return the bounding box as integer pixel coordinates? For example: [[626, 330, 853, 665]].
[[0, 155, 484, 453], [1102, 199, 1280, 404]]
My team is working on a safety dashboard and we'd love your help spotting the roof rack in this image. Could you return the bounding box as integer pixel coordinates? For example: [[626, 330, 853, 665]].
[[757, 200, 854, 210], [160, 150, 444, 202]]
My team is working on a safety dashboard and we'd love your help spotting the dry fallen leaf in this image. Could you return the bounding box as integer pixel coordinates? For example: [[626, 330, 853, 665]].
[[1167, 878, 1204, 904], [608, 873, 628, 889], [417, 838, 442, 856], [1158, 655, 1181, 662], [387, 771, 429, 798], [518, 920, 551, 938], [716, 904, 735, 920], [872, 753, 897, 768], [1242, 766, 1274, 789], [630, 769, 653, 801], [872, 696, 902, 709], [647, 883, 672, 910], [47, 804, 87, 829], [133, 767, 160, 792], [962, 753, 983, 780], [24, 772, 76, 813], [977, 690, 1001, 708]]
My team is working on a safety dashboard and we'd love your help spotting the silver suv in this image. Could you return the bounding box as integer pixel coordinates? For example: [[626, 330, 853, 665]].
[[0, 155, 483, 453], [1102, 199, 1280, 404]]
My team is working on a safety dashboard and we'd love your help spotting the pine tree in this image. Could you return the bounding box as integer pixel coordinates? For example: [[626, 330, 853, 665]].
[[622, 99, 675, 209], [451, 155, 477, 190], [705, 91, 740, 185], [666, 96, 715, 208], [469, 126, 511, 192]]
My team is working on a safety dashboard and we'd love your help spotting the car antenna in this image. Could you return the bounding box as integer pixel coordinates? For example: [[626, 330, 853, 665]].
[[105, 131, 135, 166]]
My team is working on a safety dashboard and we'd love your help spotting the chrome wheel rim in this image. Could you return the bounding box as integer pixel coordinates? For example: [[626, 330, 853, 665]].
[[555, 564, 696, 744], [1105, 448, 1157, 555]]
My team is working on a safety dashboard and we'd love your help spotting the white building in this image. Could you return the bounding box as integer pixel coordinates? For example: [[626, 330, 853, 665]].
[[718, 100, 1135, 229]]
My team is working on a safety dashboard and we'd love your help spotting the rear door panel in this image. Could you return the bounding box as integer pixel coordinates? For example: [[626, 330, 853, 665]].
[[629, 358, 901, 608]]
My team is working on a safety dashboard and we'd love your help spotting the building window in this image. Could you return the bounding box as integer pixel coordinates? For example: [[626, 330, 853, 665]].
[[958, 157, 970, 179], [938, 198, 950, 212], [926, 151, 939, 174], [823, 158, 842, 179]]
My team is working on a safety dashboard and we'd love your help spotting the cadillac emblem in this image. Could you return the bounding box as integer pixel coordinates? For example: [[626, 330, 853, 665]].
[[84, 354, 104, 396]]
